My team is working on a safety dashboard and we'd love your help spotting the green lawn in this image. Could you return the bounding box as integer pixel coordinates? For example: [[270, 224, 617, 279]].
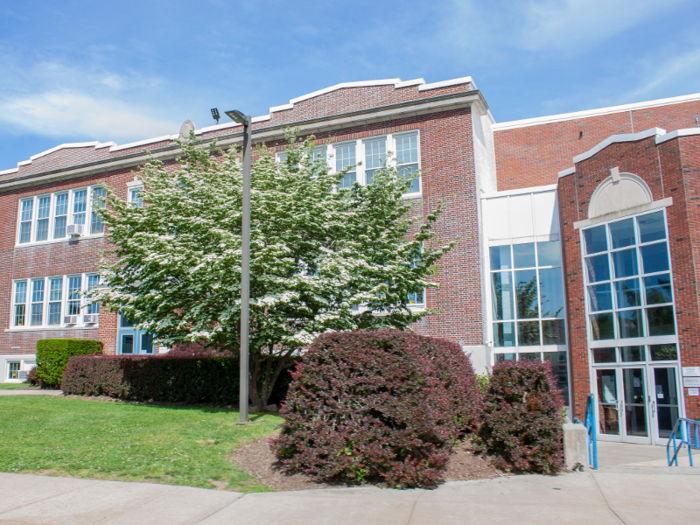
[[0, 383, 28, 390], [0, 396, 283, 491]]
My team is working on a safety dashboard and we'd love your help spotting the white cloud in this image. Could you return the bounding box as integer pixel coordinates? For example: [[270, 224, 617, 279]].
[[0, 57, 179, 142], [0, 91, 179, 141], [622, 48, 700, 101]]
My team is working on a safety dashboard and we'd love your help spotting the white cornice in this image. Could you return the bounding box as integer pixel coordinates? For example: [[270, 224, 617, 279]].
[[656, 127, 700, 144], [572, 127, 665, 164], [493, 92, 700, 131], [557, 167, 576, 178], [481, 183, 558, 200]]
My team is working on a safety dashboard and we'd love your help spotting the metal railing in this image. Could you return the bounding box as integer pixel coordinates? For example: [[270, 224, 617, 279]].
[[667, 417, 700, 467], [574, 393, 598, 470]]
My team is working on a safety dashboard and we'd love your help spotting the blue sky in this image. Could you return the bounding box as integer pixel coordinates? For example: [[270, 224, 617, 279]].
[[1, 0, 699, 170]]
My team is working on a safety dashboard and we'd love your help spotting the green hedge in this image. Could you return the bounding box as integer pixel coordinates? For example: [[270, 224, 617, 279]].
[[36, 339, 103, 388], [62, 355, 292, 406]]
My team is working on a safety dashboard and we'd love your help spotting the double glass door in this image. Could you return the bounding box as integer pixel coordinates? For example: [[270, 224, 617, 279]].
[[595, 365, 680, 445]]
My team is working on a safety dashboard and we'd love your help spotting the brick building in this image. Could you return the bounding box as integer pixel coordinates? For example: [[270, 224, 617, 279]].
[[1, 76, 699, 447]]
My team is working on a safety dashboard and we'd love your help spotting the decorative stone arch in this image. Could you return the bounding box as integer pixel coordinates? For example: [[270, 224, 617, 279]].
[[588, 171, 653, 219]]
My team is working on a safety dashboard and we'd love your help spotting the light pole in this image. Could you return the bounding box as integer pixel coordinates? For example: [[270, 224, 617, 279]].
[[226, 110, 252, 424]]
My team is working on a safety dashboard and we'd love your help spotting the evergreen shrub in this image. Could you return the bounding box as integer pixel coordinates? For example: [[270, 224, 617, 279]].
[[36, 339, 103, 388], [272, 330, 483, 489], [476, 360, 565, 474], [61, 355, 292, 406]]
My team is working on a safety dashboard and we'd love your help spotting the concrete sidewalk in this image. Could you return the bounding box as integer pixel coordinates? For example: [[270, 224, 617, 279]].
[[1, 468, 698, 525]]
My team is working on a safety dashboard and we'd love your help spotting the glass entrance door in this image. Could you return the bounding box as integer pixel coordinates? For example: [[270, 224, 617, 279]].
[[595, 367, 651, 444], [650, 366, 680, 442], [117, 315, 154, 355]]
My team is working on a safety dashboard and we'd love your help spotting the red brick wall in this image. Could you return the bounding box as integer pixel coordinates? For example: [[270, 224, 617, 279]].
[[558, 133, 700, 421], [495, 99, 700, 192]]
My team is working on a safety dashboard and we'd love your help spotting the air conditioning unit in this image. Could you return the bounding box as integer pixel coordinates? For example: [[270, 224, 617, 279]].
[[67, 224, 83, 238], [64, 315, 78, 325], [83, 314, 98, 324], [18, 371, 28, 381]]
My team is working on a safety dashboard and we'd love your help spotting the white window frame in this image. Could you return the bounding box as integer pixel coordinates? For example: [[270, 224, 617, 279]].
[[8, 273, 101, 330], [275, 131, 422, 198], [127, 179, 144, 207], [15, 186, 107, 247]]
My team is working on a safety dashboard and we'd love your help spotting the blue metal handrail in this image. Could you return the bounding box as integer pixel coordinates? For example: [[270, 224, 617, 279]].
[[574, 393, 597, 470], [667, 417, 700, 467]]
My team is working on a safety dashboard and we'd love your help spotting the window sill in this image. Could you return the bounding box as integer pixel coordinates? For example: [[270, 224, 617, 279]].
[[15, 233, 105, 249], [402, 192, 422, 200], [5, 325, 99, 332]]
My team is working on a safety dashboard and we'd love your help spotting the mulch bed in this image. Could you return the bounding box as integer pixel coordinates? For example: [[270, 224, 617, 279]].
[[231, 435, 505, 492]]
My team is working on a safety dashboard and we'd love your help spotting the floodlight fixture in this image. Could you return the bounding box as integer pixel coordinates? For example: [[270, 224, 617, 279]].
[[211, 108, 220, 124]]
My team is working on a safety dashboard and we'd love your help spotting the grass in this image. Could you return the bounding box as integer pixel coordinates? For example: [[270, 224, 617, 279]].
[[0, 396, 283, 491], [0, 383, 29, 390]]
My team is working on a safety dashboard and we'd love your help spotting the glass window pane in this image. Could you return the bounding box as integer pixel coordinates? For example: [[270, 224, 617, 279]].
[[491, 272, 515, 320], [55, 193, 68, 216], [32, 280, 44, 303], [141, 334, 154, 354], [539, 268, 565, 318], [21, 199, 33, 222], [640, 242, 669, 274], [592, 347, 616, 363], [48, 302, 61, 325], [542, 319, 566, 345], [646, 306, 675, 336], [31, 303, 43, 326], [617, 309, 642, 339], [493, 322, 516, 347], [517, 321, 540, 345], [621, 346, 644, 362], [120, 315, 134, 328], [536, 241, 561, 267], [489, 245, 512, 270], [609, 219, 635, 249], [543, 351, 569, 402], [395, 134, 418, 164], [519, 352, 540, 361], [588, 283, 613, 312], [638, 211, 666, 243], [14, 281, 27, 304], [644, 274, 672, 305], [615, 278, 640, 309], [585, 254, 610, 283], [54, 216, 67, 239], [49, 278, 63, 302], [515, 269, 539, 318], [37, 196, 51, 219], [121, 335, 134, 355], [650, 344, 678, 361], [584, 225, 607, 254], [590, 313, 614, 340], [612, 248, 638, 278], [513, 243, 536, 268], [19, 222, 32, 244], [494, 353, 517, 362]]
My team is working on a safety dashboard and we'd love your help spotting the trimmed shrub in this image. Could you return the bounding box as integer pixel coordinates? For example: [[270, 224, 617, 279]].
[[62, 355, 294, 406], [27, 367, 38, 386], [272, 330, 483, 489], [475, 360, 565, 474], [36, 339, 103, 388]]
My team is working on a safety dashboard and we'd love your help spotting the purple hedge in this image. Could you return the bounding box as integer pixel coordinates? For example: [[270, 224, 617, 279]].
[[272, 330, 483, 489], [475, 359, 565, 474]]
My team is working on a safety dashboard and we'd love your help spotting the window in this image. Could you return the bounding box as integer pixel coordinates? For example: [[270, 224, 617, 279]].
[[91, 187, 107, 234], [16, 187, 106, 246], [19, 199, 33, 243], [8, 362, 20, 380], [48, 278, 62, 325], [31, 280, 44, 326], [395, 134, 420, 193], [582, 211, 675, 341], [490, 241, 566, 348], [14, 281, 27, 327], [335, 143, 357, 189], [129, 187, 143, 207], [364, 139, 386, 185], [11, 274, 99, 329], [86, 274, 100, 314]]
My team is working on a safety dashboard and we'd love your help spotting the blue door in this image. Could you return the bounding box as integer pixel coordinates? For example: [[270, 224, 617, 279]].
[[118, 315, 154, 355]]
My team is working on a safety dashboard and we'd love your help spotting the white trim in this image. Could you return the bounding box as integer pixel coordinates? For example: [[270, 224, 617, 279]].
[[655, 127, 700, 144], [481, 183, 558, 200], [493, 92, 700, 131], [558, 167, 575, 178], [110, 134, 178, 152], [419, 76, 474, 91], [572, 128, 666, 164], [574, 198, 673, 230]]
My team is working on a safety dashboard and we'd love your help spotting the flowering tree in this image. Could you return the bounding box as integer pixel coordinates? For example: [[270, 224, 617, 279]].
[[93, 133, 454, 410]]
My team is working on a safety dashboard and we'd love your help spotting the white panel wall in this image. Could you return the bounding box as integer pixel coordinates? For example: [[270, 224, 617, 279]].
[[483, 187, 560, 244], [484, 197, 510, 241], [533, 191, 560, 237]]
